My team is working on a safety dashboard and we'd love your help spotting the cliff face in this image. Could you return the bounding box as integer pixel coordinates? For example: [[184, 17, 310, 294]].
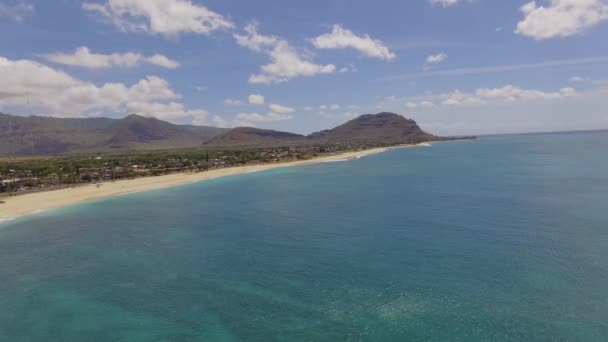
[[308, 112, 437, 144]]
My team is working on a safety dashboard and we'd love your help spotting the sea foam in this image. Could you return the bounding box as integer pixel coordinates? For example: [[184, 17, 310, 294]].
[[0, 218, 15, 225]]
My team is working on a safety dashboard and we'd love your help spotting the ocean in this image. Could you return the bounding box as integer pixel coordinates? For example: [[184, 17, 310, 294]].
[[0, 131, 607, 341]]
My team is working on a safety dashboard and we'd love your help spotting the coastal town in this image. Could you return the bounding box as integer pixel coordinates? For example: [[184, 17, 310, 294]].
[[0, 143, 379, 195]]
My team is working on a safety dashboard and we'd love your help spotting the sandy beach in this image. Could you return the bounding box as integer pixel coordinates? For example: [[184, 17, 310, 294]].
[[0, 145, 419, 222]]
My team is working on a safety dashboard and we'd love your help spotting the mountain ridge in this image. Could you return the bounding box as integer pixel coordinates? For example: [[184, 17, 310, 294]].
[[0, 113, 228, 156], [0, 112, 455, 156]]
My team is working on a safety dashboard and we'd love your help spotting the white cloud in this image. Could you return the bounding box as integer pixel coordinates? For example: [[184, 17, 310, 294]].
[[233, 21, 279, 51], [234, 22, 336, 84], [415, 85, 608, 136], [569, 75, 590, 83], [268, 103, 295, 114], [126, 101, 209, 123], [424, 53, 448, 71], [0, 56, 208, 124], [441, 85, 576, 107], [320, 111, 359, 120], [303, 106, 313, 111], [146, 54, 180, 69], [430, 0, 472, 7], [312, 24, 396, 61], [235, 111, 293, 126], [426, 53, 448, 64], [212, 115, 227, 128], [339, 64, 358, 73], [248, 94, 265, 105], [420, 101, 435, 108], [235, 112, 265, 122], [515, 0, 608, 40], [42, 47, 179, 69], [224, 99, 245, 106], [234, 103, 297, 126], [318, 104, 342, 111], [0, 1, 33, 22], [560, 87, 578, 97], [379, 84, 582, 115], [381, 56, 608, 81], [82, 0, 234, 37]]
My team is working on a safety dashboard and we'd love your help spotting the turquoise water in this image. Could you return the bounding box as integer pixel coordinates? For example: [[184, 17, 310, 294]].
[[1, 132, 608, 341]]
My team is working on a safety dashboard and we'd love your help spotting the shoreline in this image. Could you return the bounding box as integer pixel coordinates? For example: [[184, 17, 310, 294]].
[[0, 144, 423, 222]]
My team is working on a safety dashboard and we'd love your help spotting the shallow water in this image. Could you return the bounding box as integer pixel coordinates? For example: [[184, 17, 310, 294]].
[[1, 132, 607, 341]]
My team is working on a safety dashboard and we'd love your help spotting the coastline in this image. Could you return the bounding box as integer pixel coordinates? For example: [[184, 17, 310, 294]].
[[0, 144, 420, 222]]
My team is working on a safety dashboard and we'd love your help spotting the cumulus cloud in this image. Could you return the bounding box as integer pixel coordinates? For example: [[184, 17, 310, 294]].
[[339, 64, 358, 73], [424, 53, 448, 70], [82, 0, 234, 37], [515, 0, 608, 40], [268, 103, 295, 114], [126, 101, 209, 123], [420, 101, 436, 108], [319, 111, 359, 120], [234, 22, 336, 84], [381, 85, 581, 114], [234, 102, 296, 126], [233, 21, 279, 51], [248, 94, 265, 105], [212, 115, 228, 128], [381, 56, 608, 81], [417, 85, 608, 136], [312, 24, 396, 61], [426, 53, 448, 64], [569, 75, 591, 83], [430, 0, 472, 7], [146, 54, 180, 69], [0, 1, 33, 22], [224, 99, 245, 106], [235, 111, 293, 127], [0, 56, 209, 124], [441, 85, 577, 107], [42, 47, 179, 69], [317, 104, 341, 111]]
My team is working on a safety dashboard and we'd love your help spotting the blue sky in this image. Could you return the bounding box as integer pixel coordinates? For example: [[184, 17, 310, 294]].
[[1, 0, 608, 135]]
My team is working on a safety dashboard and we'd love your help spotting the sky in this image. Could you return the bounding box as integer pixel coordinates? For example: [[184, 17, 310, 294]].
[[1, 0, 608, 136]]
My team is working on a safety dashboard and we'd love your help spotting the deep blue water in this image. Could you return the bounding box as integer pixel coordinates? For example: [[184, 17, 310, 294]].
[[1, 132, 608, 341]]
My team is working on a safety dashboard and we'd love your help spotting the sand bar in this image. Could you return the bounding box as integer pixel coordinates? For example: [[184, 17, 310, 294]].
[[0, 145, 423, 221]]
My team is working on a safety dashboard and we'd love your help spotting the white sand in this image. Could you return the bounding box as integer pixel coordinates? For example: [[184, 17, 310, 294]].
[[0, 145, 418, 221]]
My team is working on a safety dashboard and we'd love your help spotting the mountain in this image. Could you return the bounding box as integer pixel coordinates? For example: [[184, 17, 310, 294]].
[[0, 111, 453, 156], [204, 127, 306, 147], [0, 113, 228, 156], [204, 112, 442, 148], [102, 114, 210, 150], [309, 112, 438, 144]]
